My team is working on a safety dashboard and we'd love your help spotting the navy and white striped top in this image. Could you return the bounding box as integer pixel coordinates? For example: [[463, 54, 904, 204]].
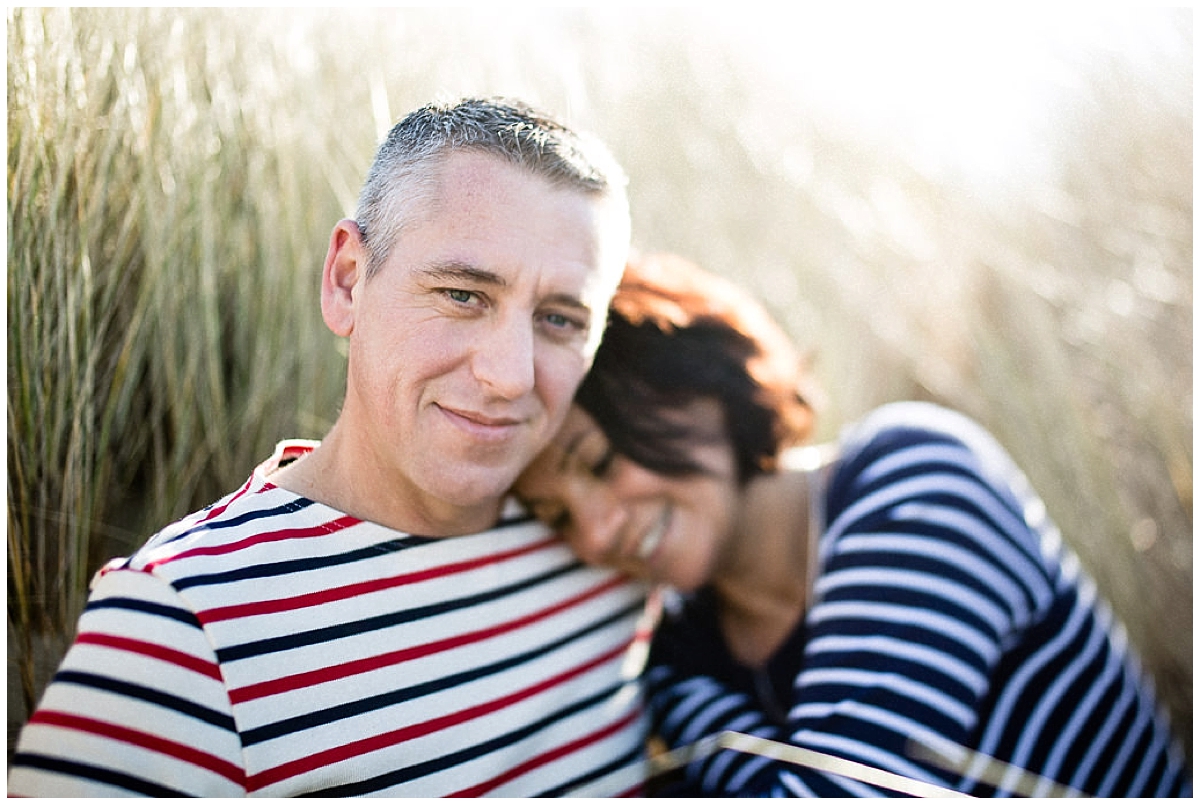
[[9, 441, 651, 797], [646, 402, 1191, 796]]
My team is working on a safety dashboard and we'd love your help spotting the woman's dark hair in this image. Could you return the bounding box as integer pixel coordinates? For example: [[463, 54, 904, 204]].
[[576, 252, 815, 485]]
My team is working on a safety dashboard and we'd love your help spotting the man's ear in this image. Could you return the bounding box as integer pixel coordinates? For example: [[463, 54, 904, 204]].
[[321, 219, 366, 337]]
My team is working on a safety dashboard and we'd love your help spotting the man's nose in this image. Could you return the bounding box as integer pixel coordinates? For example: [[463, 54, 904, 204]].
[[471, 314, 535, 399]]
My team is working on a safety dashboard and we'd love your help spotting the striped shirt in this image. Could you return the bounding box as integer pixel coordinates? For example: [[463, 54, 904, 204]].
[[646, 402, 1191, 797], [9, 441, 652, 797]]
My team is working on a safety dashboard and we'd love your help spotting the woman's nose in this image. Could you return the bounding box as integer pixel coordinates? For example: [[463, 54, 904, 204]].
[[569, 487, 627, 566]]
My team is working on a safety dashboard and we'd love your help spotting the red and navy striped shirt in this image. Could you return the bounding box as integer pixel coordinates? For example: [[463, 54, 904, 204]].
[[9, 441, 652, 797]]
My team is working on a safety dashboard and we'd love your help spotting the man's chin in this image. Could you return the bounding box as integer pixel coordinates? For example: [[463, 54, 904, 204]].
[[433, 468, 523, 513]]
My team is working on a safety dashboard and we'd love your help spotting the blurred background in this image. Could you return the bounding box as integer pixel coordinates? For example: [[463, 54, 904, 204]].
[[7, 6, 1192, 761]]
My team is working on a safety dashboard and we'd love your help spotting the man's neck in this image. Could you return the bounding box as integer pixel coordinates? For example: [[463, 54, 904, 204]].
[[267, 430, 503, 537]]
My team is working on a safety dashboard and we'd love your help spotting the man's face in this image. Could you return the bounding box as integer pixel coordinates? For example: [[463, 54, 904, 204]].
[[329, 150, 627, 534]]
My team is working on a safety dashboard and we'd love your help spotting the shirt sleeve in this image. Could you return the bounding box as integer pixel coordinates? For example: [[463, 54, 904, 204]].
[[645, 413, 1058, 796], [8, 566, 247, 797]]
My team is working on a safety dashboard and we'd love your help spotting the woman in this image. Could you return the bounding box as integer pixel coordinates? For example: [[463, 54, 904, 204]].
[[515, 253, 1191, 797]]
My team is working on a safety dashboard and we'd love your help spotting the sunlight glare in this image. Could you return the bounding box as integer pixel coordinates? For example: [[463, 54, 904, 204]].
[[709, 5, 1178, 188]]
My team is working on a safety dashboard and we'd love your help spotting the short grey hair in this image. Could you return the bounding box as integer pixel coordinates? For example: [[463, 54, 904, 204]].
[[355, 97, 630, 277]]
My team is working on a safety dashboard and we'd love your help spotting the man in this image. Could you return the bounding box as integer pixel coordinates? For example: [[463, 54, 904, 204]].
[[9, 98, 649, 797]]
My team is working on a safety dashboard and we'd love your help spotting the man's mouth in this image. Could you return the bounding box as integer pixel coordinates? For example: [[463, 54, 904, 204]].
[[437, 404, 524, 441]]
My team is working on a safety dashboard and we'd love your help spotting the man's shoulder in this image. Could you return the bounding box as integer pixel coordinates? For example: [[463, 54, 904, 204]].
[[116, 481, 562, 581], [115, 473, 323, 571]]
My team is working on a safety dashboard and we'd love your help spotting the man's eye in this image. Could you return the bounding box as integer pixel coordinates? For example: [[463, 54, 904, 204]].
[[445, 289, 477, 304], [541, 311, 586, 332]]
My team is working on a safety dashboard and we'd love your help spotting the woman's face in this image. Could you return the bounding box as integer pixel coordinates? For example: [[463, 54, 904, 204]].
[[514, 400, 741, 590]]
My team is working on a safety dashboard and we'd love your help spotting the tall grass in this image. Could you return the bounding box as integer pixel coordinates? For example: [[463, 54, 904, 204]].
[[8, 7, 1191, 757], [6, 8, 352, 723]]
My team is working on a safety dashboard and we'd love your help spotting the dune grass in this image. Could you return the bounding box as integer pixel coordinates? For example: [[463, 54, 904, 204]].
[[6, 7, 352, 717], [7, 7, 1191, 757]]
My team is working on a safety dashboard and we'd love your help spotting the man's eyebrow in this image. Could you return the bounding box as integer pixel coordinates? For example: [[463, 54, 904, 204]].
[[544, 293, 590, 313], [419, 261, 507, 286]]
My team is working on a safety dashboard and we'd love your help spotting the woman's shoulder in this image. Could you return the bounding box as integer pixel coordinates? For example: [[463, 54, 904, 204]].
[[776, 403, 984, 483], [839, 401, 987, 453], [825, 401, 1038, 524], [831, 401, 1017, 480]]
